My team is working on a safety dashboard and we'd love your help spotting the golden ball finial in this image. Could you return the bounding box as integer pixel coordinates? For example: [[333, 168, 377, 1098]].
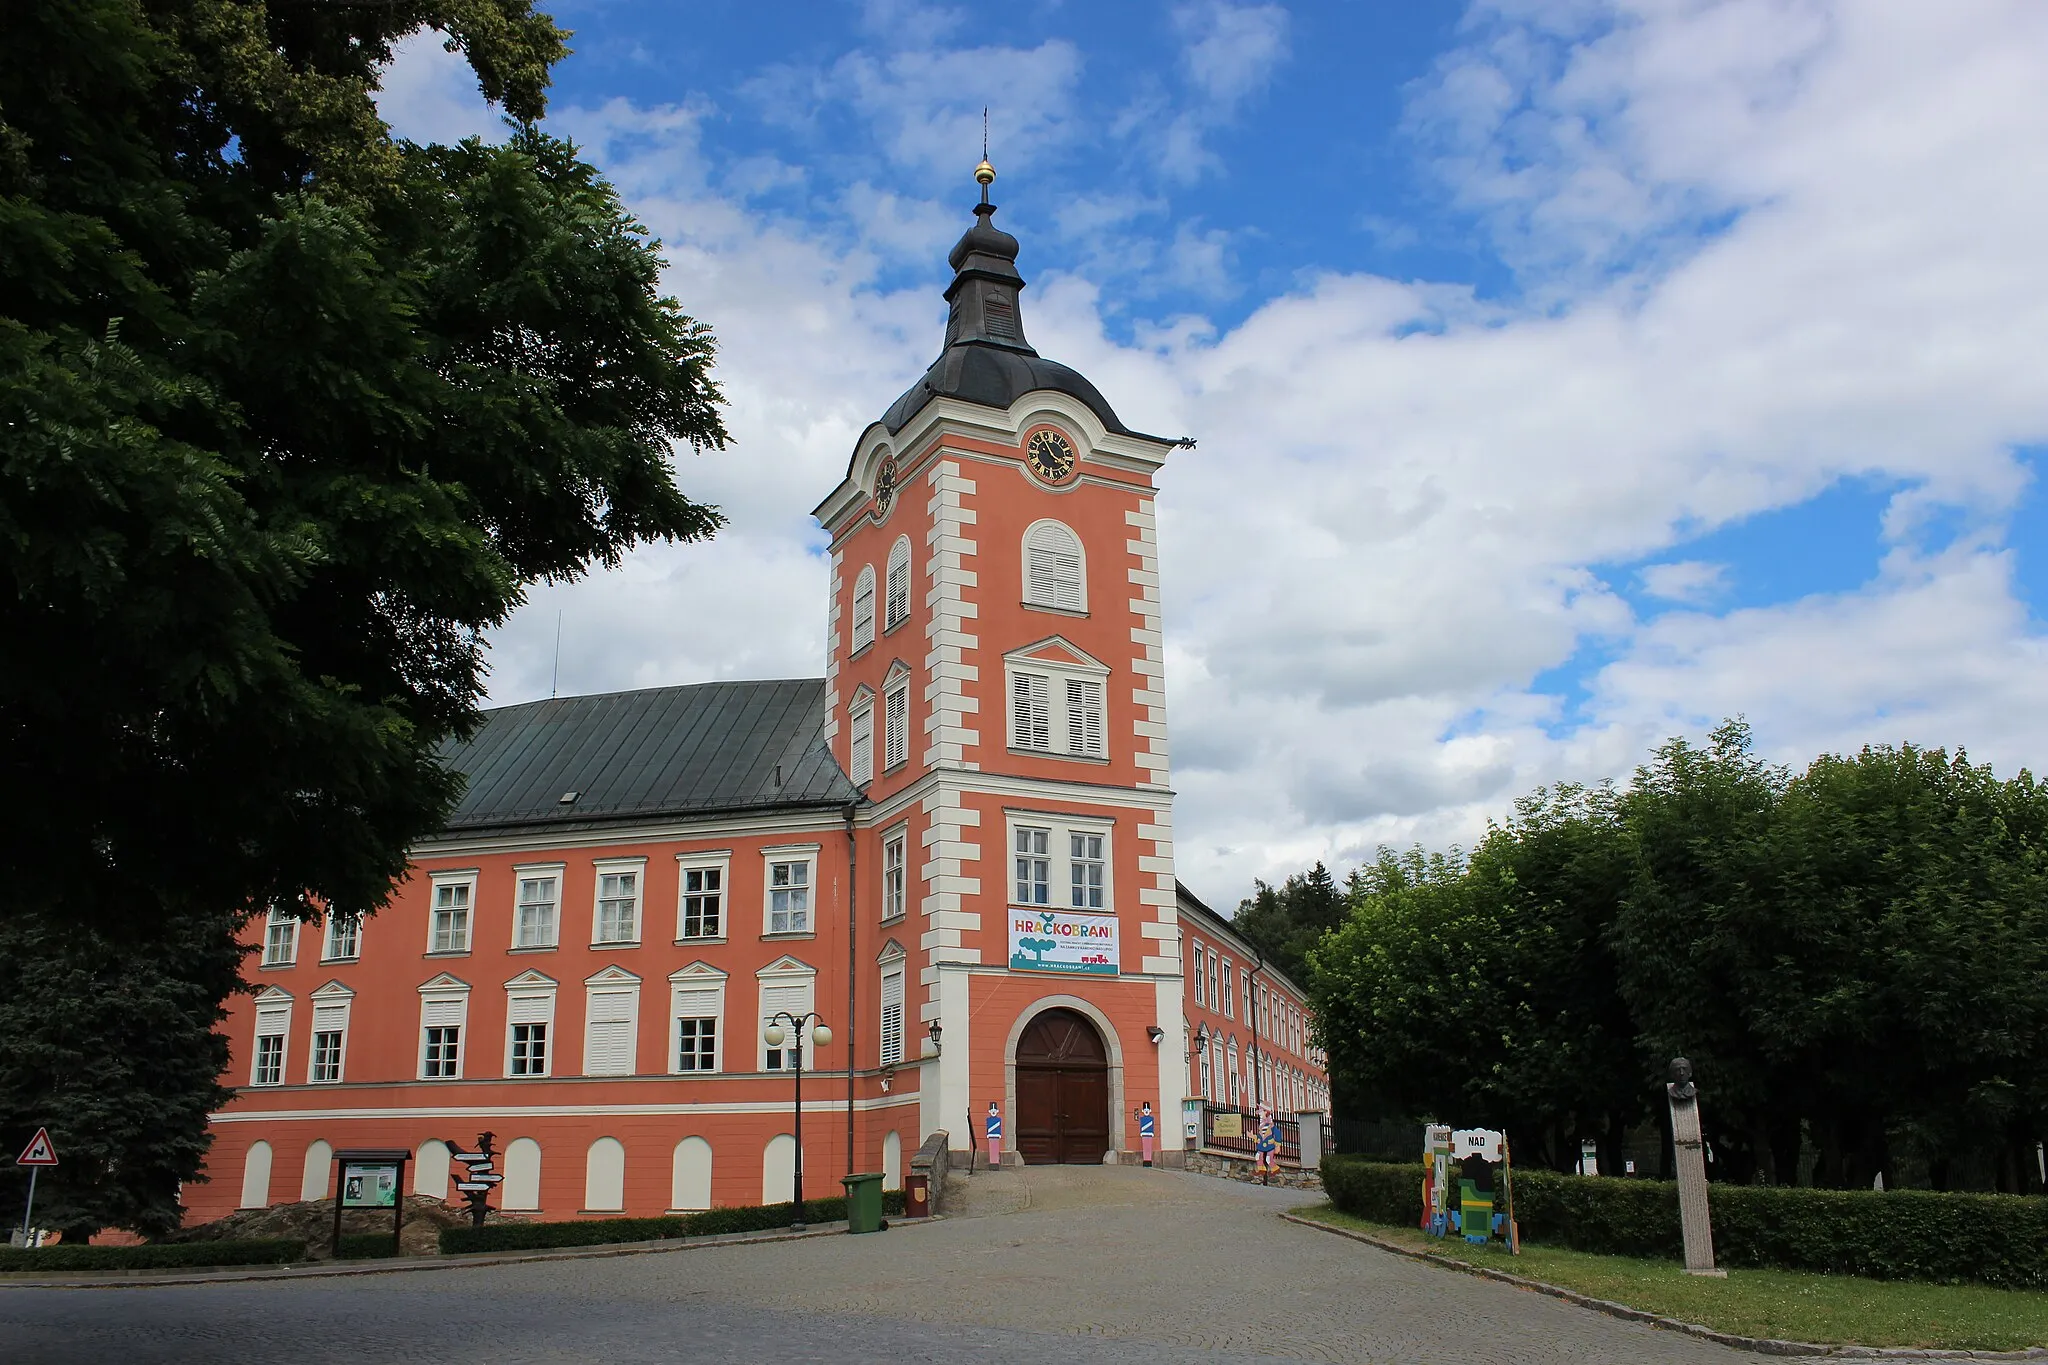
[[974, 158, 996, 187]]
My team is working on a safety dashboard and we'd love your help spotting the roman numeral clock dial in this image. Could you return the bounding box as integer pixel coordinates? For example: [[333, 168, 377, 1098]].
[[1025, 429, 1077, 484]]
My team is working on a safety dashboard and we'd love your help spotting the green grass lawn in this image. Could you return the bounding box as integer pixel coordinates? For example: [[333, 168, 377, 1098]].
[[1291, 1203, 2048, 1352]]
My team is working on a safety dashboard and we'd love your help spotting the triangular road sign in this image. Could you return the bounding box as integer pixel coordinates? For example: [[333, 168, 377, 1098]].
[[17, 1127, 57, 1166]]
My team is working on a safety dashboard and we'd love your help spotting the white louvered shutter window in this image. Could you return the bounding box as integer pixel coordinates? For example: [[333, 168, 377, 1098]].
[[584, 989, 636, 1076], [850, 704, 873, 784], [310, 999, 349, 1082], [673, 984, 722, 1073], [884, 537, 911, 630], [252, 1001, 291, 1085], [879, 964, 905, 1066], [1024, 522, 1084, 611], [760, 981, 812, 1069], [421, 995, 465, 1078], [1010, 671, 1051, 750], [507, 991, 552, 1077], [507, 992, 552, 1025], [1064, 678, 1105, 757], [852, 566, 876, 652], [884, 683, 908, 770]]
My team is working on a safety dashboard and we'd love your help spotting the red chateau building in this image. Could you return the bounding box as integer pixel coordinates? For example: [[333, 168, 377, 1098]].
[[192, 167, 1328, 1222]]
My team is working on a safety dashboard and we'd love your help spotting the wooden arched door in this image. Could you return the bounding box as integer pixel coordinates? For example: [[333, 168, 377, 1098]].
[[1015, 1008, 1110, 1164]]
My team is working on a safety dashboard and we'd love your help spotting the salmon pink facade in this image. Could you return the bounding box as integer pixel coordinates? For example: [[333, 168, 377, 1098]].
[[192, 180, 1327, 1223]]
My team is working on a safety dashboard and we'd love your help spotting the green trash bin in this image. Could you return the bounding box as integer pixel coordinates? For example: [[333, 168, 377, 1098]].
[[840, 1172, 885, 1234]]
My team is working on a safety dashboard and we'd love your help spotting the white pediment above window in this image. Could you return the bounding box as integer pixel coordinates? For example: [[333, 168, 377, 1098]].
[[883, 657, 912, 685], [254, 984, 294, 1003], [503, 968, 558, 990], [310, 980, 355, 1002], [670, 961, 729, 985], [1006, 635, 1108, 675], [417, 972, 469, 994], [756, 954, 816, 979], [875, 937, 908, 964], [585, 965, 642, 987]]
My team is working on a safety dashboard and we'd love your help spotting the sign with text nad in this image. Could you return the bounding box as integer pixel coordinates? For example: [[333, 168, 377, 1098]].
[[1008, 907, 1119, 976]]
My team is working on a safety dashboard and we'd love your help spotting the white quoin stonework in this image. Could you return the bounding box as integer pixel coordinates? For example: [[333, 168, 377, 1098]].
[[1126, 502, 1170, 792], [923, 460, 981, 772]]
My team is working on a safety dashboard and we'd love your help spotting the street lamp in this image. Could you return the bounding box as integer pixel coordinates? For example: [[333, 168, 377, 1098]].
[[763, 1011, 832, 1229], [926, 1019, 944, 1055]]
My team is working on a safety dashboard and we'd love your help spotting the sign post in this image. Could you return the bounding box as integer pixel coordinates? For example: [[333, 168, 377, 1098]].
[[331, 1148, 411, 1257], [445, 1133, 504, 1228], [16, 1128, 58, 1246]]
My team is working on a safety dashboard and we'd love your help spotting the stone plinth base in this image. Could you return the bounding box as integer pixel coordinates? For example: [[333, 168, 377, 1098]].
[[1185, 1151, 1323, 1189]]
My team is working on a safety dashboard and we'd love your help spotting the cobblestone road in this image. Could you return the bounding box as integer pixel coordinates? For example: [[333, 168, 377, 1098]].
[[0, 1165, 1864, 1363]]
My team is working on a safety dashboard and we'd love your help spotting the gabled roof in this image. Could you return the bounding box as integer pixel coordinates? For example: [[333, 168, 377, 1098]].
[[437, 679, 858, 836]]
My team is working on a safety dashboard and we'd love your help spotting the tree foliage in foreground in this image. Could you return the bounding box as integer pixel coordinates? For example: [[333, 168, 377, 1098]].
[[1, 0, 729, 1233], [1308, 721, 2048, 1191]]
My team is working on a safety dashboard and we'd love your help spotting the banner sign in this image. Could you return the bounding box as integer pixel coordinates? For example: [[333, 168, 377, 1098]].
[[340, 1161, 402, 1209], [1008, 907, 1119, 976]]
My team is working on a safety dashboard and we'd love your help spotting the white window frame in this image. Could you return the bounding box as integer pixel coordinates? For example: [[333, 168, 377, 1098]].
[[1022, 518, 1087, 613], [503, 971, 557, 1078], [591, 858, 646, 947], [675, 852, 731, 941], [848, 691, 874, 786], [883, 534, 912, 632], [426, 872, 476, 955], [261, 906, 299, 967], [320, 911, 361, 963], [851, 564, 876, 654], [417, 977, 471, 1080], [582, 969, 642, 1077], [307, 983, 352, 1084], [511, 863, 563, 950], [1192, 942, 1207, 1007], [762, 846, 819, 936], [250, 988, 292, 1086], [880, 825, 907, 923], [878, 948, 907, 1067], [757, 961, 817, 1071], [669, 964, 727, 1075], [882, 671, 910, 772], [1005, 651, 1108, 761], [1220, 959, 1234, 1019], [1004, 812, 1115, 912]]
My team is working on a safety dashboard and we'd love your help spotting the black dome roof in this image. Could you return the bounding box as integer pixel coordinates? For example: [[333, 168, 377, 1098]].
[[880, 200, 1134, 436]]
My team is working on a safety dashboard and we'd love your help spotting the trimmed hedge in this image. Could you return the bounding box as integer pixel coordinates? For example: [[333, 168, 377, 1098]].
[[440, 1190, 910, 1255], [1321, 1156, 2048, 1290], [335, 1232, 401, 1260], [0, 1238, 307, 1272]]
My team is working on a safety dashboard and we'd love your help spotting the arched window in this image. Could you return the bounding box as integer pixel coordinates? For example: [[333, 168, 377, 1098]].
[[1023, 520, 1085, 612], [585, 1136, 626, 1211], [851, 565, 876, 653], [504, 1137, 543, 1210], [884, 536, 912, 630], [763, 1133, 798, 1204], [1226, 1038, 1239, 1108], [240, 1140, 274, 1209], [672, 1136, 712, 1211], [414, 1139, 450, 1196], [883, 1131, 903, 1191], [300, 1139, 333, 1201]]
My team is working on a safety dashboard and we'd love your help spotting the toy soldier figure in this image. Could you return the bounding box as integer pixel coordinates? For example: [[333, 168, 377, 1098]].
[[985, 1102, 1003, 1169], [1137, 1101, 1156, 1166]]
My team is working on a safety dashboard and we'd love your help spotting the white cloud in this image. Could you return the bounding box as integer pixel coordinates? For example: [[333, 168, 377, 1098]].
[[373, 31, 510, 145], [378, 3, 2048, 912], [1176, 2, 1293, 108], [1638, 560, 1727, 604]]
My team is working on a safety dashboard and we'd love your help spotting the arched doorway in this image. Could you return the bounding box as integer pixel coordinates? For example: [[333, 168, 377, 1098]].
[[1015, 1008, 1110, 1164]]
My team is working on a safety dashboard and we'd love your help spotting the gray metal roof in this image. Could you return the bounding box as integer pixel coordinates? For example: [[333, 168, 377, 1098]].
[[437, 679, 858, 834]]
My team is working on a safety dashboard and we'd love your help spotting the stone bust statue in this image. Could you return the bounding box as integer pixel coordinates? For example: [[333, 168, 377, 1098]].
[[1667, 1056, 1698, 1105]]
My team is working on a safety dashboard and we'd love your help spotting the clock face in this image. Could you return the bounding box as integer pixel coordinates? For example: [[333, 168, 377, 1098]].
[[1025, 429, 1077, 483]]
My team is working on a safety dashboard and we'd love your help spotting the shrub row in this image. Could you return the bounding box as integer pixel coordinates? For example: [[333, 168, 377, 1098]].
[[1321, 1156, 2048, 1289], [335, 1232, 402, 1260], [0, 1238, 307, 1272], [439, 1190, 909, 1255]]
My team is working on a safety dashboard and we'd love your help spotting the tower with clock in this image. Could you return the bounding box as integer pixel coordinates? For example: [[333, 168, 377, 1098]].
[[814, 157, 1190, 1165]]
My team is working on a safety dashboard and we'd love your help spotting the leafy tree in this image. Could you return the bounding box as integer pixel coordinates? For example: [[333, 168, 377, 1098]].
[[2, 0, 728, 1232], [1234, 861, 1347, 983]]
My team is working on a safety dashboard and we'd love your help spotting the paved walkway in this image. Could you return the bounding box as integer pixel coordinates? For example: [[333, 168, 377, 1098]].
[[0, 1165, 1918, 1363]]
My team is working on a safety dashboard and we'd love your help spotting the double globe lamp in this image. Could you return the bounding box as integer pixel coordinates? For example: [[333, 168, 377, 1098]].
[[762, 1012, 832, 1228]]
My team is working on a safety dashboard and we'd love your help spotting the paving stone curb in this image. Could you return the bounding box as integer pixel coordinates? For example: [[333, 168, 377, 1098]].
[[1281, 1212, 2048, 1362], [0, 1216, 945, 1291]]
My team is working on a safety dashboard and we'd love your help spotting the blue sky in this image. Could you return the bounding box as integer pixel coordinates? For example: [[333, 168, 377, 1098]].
[[380, 1, 2048, 905]]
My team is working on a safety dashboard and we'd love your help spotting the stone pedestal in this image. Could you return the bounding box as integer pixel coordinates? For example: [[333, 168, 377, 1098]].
[[1667, 1082, 1724, 1276]]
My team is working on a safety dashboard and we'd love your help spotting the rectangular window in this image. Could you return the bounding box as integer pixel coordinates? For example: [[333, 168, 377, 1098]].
[[1221, 961, 1234, 1018], [1208, 957, 1219, 1015], [583, 988, 637, 1076], [310, 1030, 343, 1083], [1193, 945, 1207, 1007], [594, 869, 640, 944], [675, 1017, 717, 1072], [1069, 832, 1105, 909], [672, 982, 723, 1074], [515, 875, 559, 948], [881, 829, 906, 921], [760, 980, 813, 1070], [262, 908, 297, 967], [253, 1032, 284, 1086], [850, 703, 874, 785], [1064, 678, 1105, 758], [1010, 671, 1051, 750], [423, 1026, 461, 1078], [768, 860, 810, 934], [679, 865, 723, 939], [879, 962, 905, 1066], [883, 682, 908, 770], [509, 1022, 548, 1076], [322, 913, 360, 962], [430, 881, 471, 954], [1014, 826, 1050, 905]]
